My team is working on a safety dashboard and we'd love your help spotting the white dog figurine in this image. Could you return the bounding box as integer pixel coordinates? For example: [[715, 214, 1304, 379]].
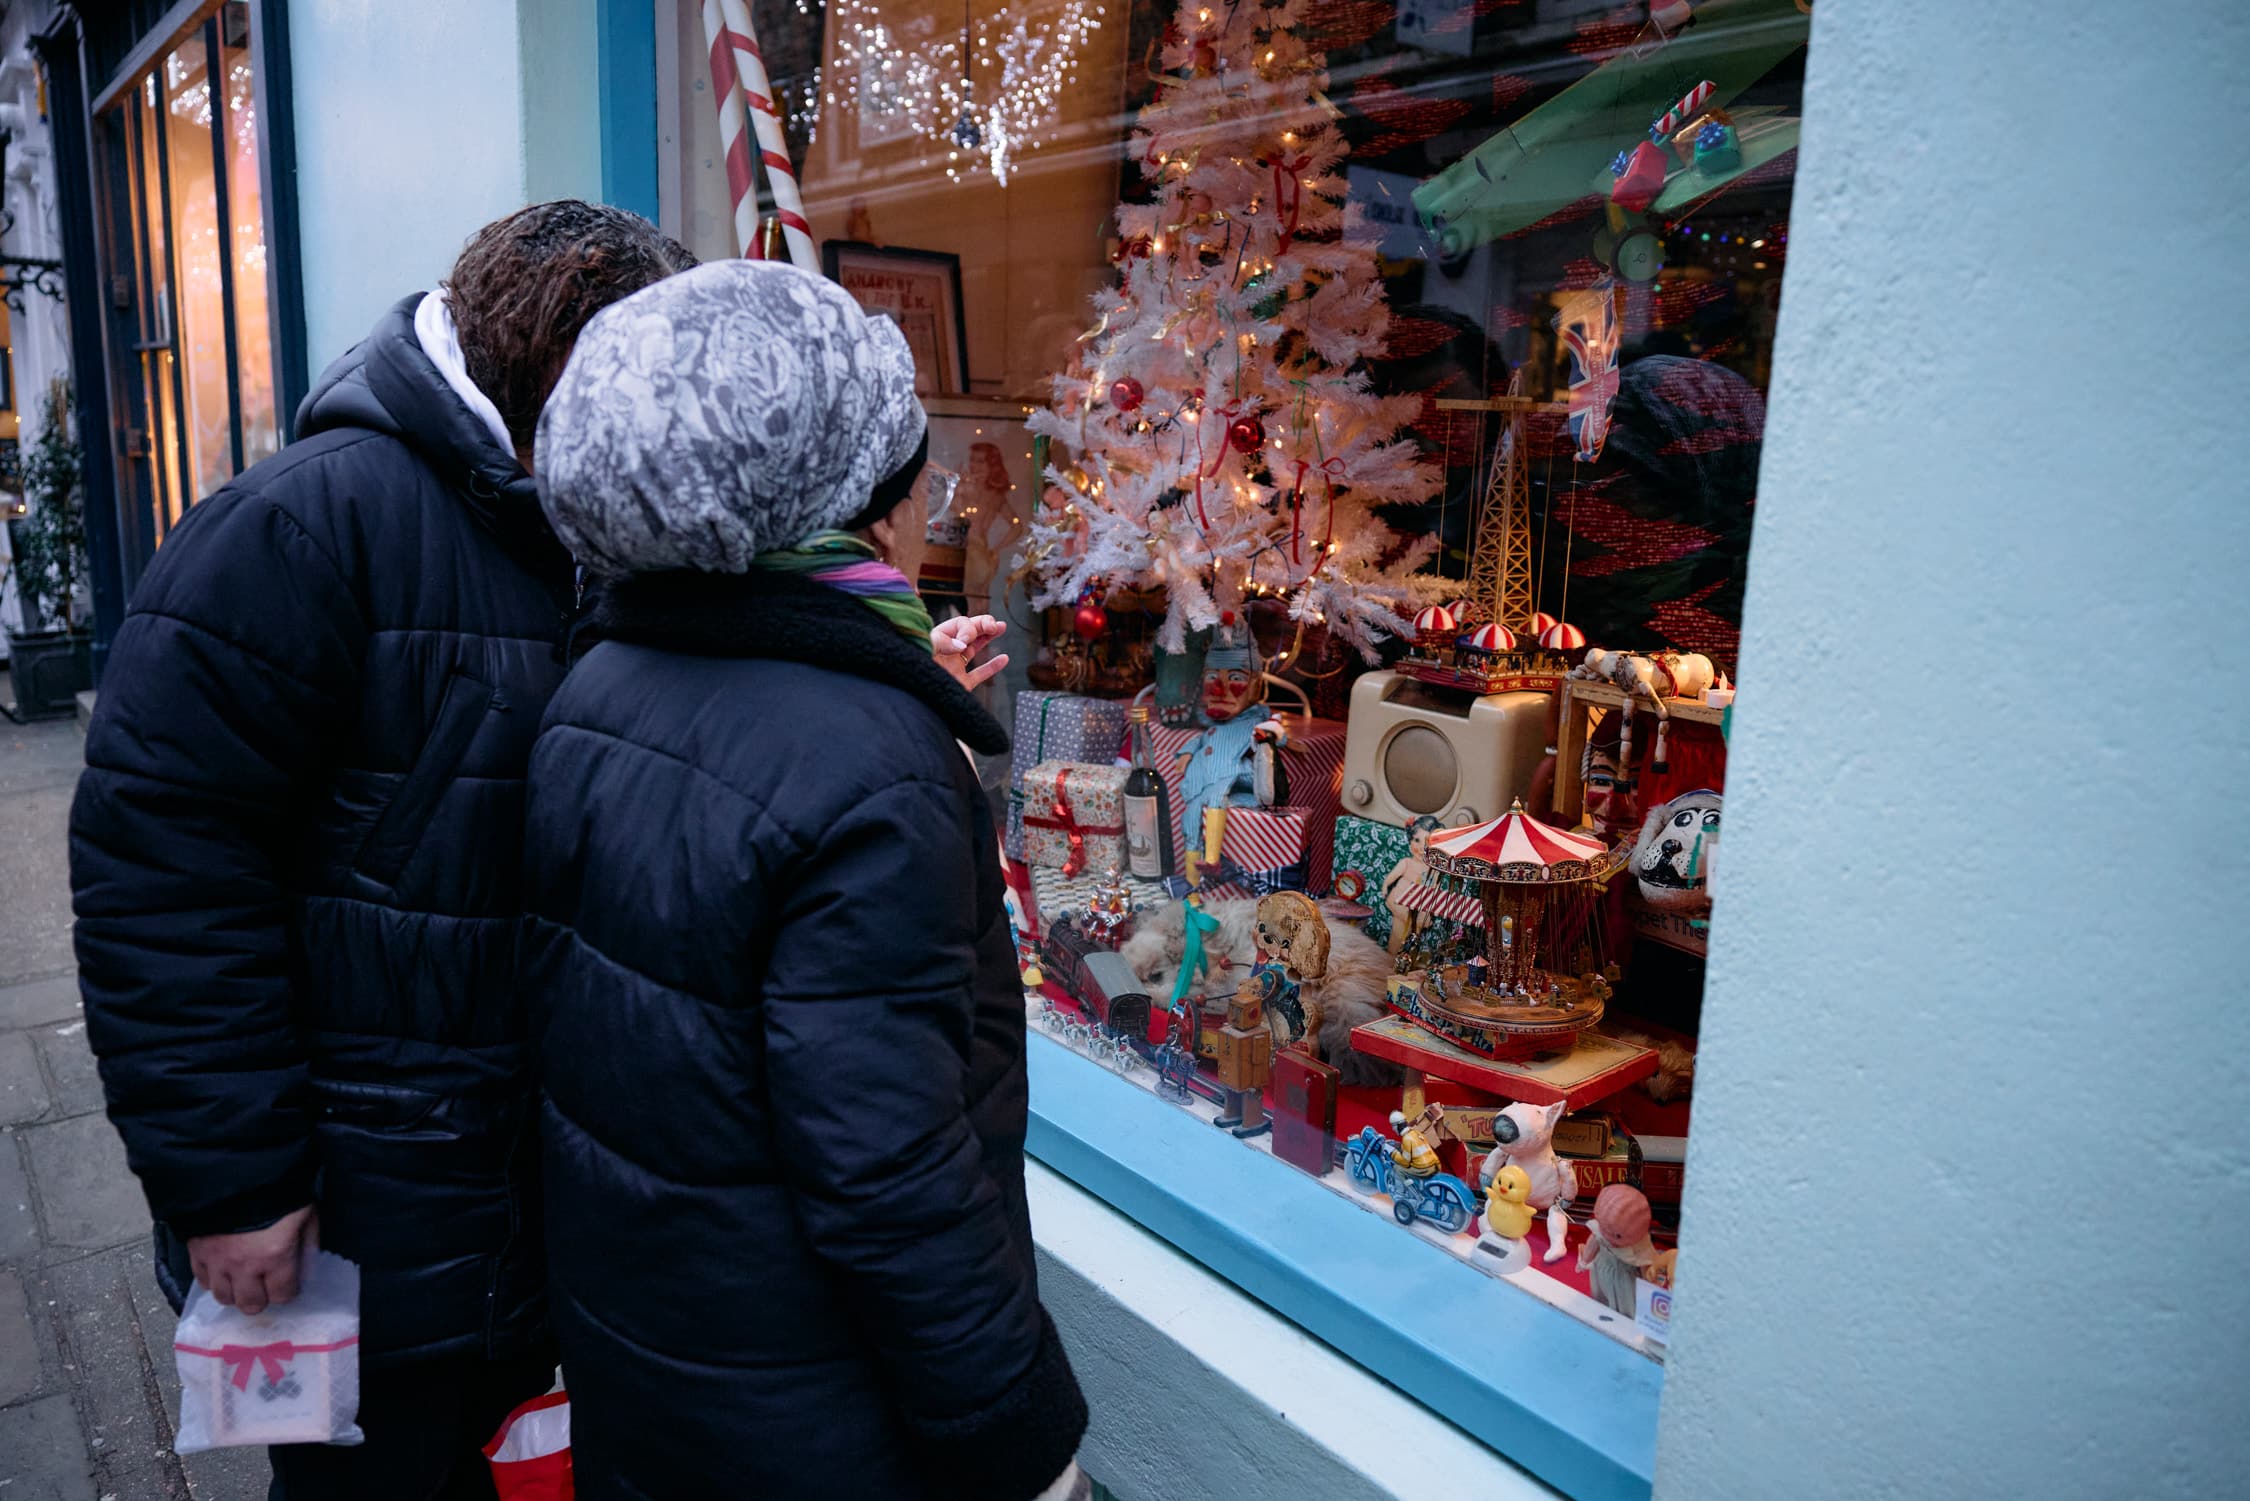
[[1477, 1100, 1578, 1262]]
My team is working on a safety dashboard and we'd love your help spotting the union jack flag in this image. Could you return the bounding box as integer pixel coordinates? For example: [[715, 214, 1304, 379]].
[[1555, 287, 1621, 463]]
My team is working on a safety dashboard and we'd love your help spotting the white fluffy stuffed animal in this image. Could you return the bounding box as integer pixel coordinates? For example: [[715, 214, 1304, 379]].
[[1126, 896, 1407, 1086], [1477, 1100, 1578, 1262], [1122, 898, 1261, 1006]]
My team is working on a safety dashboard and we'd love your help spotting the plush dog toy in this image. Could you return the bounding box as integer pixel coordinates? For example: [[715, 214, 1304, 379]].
[[1477, 1100, 1578, 1262], [1248, 892, 1406, 1087]]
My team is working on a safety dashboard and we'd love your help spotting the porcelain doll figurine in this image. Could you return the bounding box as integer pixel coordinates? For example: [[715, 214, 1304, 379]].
[[1379, 815, 1442, 960], [1577, 1184, 1659, 1315], [1478, 1100, 1578, 1263], [1173, 611, 1289, 855]]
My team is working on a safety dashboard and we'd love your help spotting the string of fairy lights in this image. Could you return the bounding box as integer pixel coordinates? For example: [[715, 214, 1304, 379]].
[[799, 0, 1106, 185]]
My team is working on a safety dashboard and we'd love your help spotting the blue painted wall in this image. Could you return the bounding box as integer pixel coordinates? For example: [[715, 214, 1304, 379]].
[[292, 0, 648, 376], [1657, 3, 2250, 1496]]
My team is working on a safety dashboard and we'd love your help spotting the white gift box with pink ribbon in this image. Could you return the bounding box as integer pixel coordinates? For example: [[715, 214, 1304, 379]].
[[172, 1250, 365, 1453]]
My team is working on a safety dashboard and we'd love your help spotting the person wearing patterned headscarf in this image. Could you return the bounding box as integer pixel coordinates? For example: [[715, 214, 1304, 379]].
[[523, 260, 1089, 1500]]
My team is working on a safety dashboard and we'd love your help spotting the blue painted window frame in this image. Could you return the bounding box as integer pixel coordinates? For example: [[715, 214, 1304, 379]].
[[1027, 1037, 1662, 1501], [594, 0, 660, 223]]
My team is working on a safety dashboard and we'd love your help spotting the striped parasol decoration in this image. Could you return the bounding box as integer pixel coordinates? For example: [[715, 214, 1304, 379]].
[[1423, 799, 1623, 886], [1537, 620, 1587, 651], [1411, 604, 1459, 641], [1459, 622, 1515, 652], [1530, 611, 1559, 636]]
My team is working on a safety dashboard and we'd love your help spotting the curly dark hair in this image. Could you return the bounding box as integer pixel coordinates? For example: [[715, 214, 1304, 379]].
[[444, 200, 696, 457]]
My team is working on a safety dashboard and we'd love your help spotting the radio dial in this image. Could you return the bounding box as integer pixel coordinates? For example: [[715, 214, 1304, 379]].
[[1346, 779, 1373, 808], [1451, 807, 1479, 825]]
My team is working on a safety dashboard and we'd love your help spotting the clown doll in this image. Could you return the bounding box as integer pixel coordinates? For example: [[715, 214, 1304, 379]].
[[1173, 611, 1290, 857]]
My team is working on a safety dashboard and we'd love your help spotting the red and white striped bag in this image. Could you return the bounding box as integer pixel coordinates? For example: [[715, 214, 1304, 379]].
[[486, 1387, 572, 1501]]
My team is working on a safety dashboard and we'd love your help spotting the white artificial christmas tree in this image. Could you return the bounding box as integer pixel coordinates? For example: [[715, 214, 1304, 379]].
[[1022, 0, 1440, 657]]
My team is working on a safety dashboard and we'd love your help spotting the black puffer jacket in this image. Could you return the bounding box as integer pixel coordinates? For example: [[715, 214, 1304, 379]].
[[525, 572, 1086, 1500], [69, 294, 571, 1364]]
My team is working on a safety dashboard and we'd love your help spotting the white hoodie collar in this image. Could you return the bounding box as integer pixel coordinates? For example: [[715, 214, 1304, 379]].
[[413, 288, 517, 462]]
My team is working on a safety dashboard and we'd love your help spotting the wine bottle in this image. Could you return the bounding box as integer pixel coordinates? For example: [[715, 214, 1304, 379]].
[[1123, 705, 1174, 879]]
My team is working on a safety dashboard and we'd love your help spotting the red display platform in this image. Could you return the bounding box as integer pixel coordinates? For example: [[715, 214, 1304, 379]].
[[1349, 1014, 1660, 1110]]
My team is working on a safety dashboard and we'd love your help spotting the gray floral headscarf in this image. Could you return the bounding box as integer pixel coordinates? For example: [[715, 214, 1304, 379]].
[[533, 259, 926, 576]]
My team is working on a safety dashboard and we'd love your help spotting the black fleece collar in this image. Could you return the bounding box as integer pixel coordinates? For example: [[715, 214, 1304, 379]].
[[592, 570, 1011, 757]]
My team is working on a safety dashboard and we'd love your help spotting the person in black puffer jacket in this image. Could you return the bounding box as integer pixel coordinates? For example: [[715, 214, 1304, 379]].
[[69, 202, 693, 1499], [525, 260, 1089, 1500]]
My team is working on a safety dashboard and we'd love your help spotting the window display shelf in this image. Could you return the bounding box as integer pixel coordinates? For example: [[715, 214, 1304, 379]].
[[1024, 1025, 1663, 1501]]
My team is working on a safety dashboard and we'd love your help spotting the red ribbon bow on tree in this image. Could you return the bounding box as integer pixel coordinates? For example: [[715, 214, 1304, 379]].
[[1268, 155, 1311, 253]]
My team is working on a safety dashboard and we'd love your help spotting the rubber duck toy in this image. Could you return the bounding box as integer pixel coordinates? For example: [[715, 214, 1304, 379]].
[[1482, 1164, 1535, 1240]]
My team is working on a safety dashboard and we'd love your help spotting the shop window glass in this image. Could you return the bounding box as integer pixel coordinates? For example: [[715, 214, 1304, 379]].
[[162, 34, 232, 506], [129, 76, 187, 540], [218, 18, 280, 467], [667, 0, 1805, 1467], [96, 3, 283, 554]]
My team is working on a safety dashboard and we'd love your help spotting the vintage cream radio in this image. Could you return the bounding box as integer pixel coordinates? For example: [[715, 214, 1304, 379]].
[[1340, 670, 1549, 828]]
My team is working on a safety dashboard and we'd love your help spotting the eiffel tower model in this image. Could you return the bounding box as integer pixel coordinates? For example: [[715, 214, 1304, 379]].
[[1399, 372, 1567, 695]]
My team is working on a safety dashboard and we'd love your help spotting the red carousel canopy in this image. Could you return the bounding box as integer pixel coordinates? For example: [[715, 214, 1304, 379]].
[[1538, 620, 1587, 651], [1460, 622, 1516, 652], [1424, 799, 1624, 884], [1412, 604, 1460, 640]]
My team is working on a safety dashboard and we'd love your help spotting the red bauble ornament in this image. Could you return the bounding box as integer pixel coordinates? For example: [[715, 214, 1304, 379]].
[[1109, 377, 1144, 412], [1227, 414, 1266, 454], [1072, 600, 1109, 640]]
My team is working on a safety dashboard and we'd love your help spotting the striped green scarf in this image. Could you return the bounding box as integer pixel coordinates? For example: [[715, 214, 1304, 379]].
[[748, 530, 933, 652]]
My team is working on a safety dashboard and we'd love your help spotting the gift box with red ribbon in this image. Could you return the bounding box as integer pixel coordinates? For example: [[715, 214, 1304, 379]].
[[1148, 713, 1348, 893], [1007, 692, 1132, 858], [1021, 761, 1129, 878]]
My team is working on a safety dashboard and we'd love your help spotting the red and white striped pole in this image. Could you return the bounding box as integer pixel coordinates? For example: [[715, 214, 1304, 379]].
[[698, 0, 761, 256], [716, 0, 818, 271]]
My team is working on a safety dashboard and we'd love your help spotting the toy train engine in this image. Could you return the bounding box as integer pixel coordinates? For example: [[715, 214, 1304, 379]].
[[1041, 916, 1156, 1047]]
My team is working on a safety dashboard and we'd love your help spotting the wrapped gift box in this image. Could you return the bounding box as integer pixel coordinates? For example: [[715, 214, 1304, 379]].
[[1331, 813, 1408, 946], [1149, 714, 1347, 893], [1171, 806, 1313, 900], [1008, 692, 1132, 859], [1021, 761, 1129, 877]]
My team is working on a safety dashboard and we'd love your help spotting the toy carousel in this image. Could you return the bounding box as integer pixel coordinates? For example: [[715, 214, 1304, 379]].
[[1394, 608, 1561, 697], [1385, 799, 1625, 1060]]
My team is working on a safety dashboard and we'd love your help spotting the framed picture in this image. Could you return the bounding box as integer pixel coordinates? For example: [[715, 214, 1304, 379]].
[[822, 241, 969, 396]]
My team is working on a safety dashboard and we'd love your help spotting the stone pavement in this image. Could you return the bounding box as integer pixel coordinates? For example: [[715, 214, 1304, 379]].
[[1, 681, 267, 1499]]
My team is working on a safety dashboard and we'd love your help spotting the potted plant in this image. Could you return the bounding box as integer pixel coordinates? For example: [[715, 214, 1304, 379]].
[[3, 386, 92, 721]]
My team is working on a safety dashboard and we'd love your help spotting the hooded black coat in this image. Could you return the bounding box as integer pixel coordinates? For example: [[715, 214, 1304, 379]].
[[69, 294, 571, 1364], [523, 572, 1086, 1500]]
